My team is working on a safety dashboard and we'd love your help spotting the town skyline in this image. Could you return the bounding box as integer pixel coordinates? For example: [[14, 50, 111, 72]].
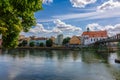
[[21, 0, 120, 37]]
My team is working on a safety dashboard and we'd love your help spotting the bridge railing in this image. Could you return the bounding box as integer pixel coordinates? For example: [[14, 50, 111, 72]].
[[95, 34, 120, 44]]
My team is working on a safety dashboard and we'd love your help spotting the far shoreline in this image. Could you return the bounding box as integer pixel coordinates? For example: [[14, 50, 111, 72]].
[[0, 46, 119, 53], [16, 47, 72, 50], [14, 47, 120, 53]]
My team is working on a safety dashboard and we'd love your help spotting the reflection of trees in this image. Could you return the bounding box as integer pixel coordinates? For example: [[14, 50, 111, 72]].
[[56, 50, 68, 61], [1, 49, 112, 64], [53, 50, 81, 61], [2, 49, 29, 58], [45, 50, 54, 59], [117, 51, 120, 59], [81, 51, 109, 63], [1, 49, 82, 61], [71, 51, 79, 61]]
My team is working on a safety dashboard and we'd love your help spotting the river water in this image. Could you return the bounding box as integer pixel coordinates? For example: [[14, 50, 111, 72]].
[[0, 49, 120, 80]]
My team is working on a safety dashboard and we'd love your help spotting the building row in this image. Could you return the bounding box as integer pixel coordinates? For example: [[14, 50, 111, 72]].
[[1, 29, 119, 47], [18, 29, 108, 47]]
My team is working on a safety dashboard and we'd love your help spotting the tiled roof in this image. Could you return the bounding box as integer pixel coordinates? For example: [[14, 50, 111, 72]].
[[31, 37, 47, 40], [82, 30, 108, 38]]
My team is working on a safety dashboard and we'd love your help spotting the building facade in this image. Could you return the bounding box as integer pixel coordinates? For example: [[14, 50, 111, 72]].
[[55, 34, 63, 45], [81, 30, 108, 45], [69, 36, 81, 44], [69, 36, 81, 47], [29, 37, 47, 46]]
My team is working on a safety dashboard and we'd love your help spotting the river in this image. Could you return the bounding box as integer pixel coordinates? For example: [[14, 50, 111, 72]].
[[0, 49, 120, 80]]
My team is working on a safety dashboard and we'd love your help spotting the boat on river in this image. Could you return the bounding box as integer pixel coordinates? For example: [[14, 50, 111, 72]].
[[115, 59, 120, 63]]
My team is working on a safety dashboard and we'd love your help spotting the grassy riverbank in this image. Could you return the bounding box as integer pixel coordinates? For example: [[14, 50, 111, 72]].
[[16, 46, 72, 50], [1, 46, 119, 52]]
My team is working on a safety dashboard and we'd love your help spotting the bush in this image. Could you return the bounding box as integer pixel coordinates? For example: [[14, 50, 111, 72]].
[[29, 42, 35, 47], [46, 39, 53, 47], [39, 42, 44, 47], [18, 40, 28, 47]]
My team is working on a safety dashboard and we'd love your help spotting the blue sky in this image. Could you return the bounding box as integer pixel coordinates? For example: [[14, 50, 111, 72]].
[[21, 0, 120, 37]]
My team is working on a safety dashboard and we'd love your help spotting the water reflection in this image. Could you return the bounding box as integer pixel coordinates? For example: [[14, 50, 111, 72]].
[[0, 49, 120, 80]]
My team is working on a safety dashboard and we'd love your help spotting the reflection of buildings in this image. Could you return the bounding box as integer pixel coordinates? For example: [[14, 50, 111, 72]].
[[81, 29, 108, 45], [55, 34, 63, 46]]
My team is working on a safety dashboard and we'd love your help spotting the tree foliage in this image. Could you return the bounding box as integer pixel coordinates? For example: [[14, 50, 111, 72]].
[[46, 39, 53, 47], [62, 37, 71, 45], [0, 0, 42, 48], [18, 40, 28, 47], [29, 42, 35, 47], [39, 42, 44, 47]]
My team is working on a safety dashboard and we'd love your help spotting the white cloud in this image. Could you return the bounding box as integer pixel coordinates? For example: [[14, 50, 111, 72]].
[[52, 8, 120, 21], [97, 0, 120, 11], [29, 24, 50, 33], [21, 22, 120, 37], [21, 19, 82, 37], [86, 23, 120, 36], [42, 0, 53, 4], [54, 19, 82, 32], [86, 23, 102, 31], [70, 0, 96, 8], [52, 27, 62, 33], [21, 24, 51, 37], [53, 19, 82, 37], [105, 24, 120, 36]]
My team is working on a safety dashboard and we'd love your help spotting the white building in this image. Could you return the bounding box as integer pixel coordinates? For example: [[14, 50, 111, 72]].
[[29, 37, 47, 46], [55, 34, 63, 45], [81, 30, 108, 45]]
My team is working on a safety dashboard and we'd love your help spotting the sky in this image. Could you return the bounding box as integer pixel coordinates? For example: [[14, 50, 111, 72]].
[[21, 0, 120, 37]]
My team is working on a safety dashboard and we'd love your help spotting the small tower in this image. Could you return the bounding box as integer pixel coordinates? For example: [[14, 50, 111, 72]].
[[87, 27, 90, 32]]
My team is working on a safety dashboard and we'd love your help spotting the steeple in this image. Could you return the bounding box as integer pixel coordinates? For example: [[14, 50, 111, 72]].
[[87, 27, 90, 32]]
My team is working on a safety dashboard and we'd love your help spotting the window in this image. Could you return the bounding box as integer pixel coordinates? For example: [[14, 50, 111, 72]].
[[96, 38, 98, 41]]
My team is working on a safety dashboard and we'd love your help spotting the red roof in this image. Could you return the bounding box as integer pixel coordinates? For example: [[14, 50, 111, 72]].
[[31, 37, 47, 40], [82, 31, 108, 38]]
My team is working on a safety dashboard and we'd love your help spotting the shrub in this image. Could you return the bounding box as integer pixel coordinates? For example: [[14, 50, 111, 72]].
[[29, 42, 35, 47]]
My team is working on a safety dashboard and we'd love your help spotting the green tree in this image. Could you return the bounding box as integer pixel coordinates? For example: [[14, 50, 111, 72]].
[[29, 42, 35, 47], [39, 42, 44, 47], [46, 39, 53, 47], [62, 37, 71, 45], [0, 0, 42, 48], [18, 40, 28, 47]]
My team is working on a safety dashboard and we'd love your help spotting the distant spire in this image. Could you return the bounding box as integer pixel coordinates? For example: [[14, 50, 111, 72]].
[[87, 27, 90, 32]]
